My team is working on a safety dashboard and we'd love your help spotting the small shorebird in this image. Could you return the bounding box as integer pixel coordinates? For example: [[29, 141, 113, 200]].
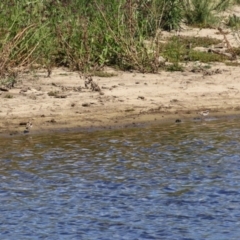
[[199, 110, 209, 120], [24, 121, 33, 133]]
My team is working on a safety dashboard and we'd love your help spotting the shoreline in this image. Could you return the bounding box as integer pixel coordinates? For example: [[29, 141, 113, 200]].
[[1, 64, 240, 136], [1, 106, 240, 137]]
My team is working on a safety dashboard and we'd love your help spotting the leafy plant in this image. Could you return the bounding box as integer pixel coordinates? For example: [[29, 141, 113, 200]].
[[166, 63, 184, 72], [182, 0, 231, 27], [161, 35, 228, 64], [162, 36, 185, 64], [227, 14, 240, 28], [0, 0, 235, 74], [160, 0, 183, 31]]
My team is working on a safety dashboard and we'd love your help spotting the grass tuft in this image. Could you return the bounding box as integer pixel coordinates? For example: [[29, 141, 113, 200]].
[[0, 0, 237, 74]]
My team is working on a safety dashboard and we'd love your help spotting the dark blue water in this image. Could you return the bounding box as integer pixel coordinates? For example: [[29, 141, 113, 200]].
[[0, 120, 240, 240]]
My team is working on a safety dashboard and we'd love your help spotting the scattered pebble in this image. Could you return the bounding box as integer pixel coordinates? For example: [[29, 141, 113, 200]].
[[82, 103, 90, 107], [0, 87, 9, 92], [10, 131, 19, 135], [54, 94, 67, 98], [50, 118, 56, 123]]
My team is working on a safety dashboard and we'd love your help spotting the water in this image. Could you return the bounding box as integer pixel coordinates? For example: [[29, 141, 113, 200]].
[[0, 120, 240, 240]]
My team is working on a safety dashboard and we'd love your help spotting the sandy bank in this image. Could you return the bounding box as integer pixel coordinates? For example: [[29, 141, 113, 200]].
[[1, 62, 240, 136]]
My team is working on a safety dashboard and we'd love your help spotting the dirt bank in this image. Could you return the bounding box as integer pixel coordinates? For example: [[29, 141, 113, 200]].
[[1, 60, 240, 136]]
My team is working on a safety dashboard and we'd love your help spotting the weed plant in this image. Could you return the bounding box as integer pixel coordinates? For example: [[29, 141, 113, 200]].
[[163, 36, 228, 64], [227, 14, 240, 28], [0, 0, 237, 74], [182, 0, 231, 27], [0, 0, 164, 74]]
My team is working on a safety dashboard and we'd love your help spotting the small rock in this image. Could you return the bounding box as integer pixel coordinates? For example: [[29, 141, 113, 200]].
[[0, 87, 9, 92], [158, 56, 166, 64], [20, 86, 30, 93], [82, 103, 90, 107], [10, 131, 19, 135], [29, 94, 37, 100]]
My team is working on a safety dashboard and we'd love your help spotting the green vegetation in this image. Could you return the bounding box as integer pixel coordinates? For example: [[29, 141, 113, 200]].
[[168, 36, 222, 48], [166, 63, 184, 72], [225, 61, 240, 66], [182, 0, 231, 28], [0, 0, 163, 73], [227, 14, 240, 28], [162, 36, 227, 67], [0, 0, 238, 74]]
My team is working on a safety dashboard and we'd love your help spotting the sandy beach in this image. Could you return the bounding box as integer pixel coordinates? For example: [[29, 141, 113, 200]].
[[1, 25, 240, 135], [1, 61, 240, 136]]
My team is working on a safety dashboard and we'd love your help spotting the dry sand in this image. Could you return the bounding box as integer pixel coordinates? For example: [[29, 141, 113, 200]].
[[1, 26, 240, 136]]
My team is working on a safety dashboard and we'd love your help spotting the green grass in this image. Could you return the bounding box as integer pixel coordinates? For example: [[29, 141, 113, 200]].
[[161, 36, 229, 65], [182, 0, 231, 28], [0, 0, 237, 74], [189, 51, 228, 62], [227, 14, 240, 28], [0, 0, 164, 73], [169, 36, 222, 48], [166, 63, 184, 72], [225, 62, 240, 66]]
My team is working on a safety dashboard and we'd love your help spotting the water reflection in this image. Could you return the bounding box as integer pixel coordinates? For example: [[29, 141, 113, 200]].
[[0, 120, 240, 239]]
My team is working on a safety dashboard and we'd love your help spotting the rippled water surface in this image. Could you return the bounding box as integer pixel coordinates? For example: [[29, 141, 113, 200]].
[[1, 120, 240, 239]]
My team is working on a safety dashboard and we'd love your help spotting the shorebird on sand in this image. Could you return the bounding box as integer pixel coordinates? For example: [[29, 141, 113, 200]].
[[24, 121, 33, 133], [199, 110, 209, 120]]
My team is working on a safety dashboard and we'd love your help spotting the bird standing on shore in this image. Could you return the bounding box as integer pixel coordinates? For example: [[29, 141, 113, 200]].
[[199, 110, 209, 120], [24, 121, 33, 133]]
